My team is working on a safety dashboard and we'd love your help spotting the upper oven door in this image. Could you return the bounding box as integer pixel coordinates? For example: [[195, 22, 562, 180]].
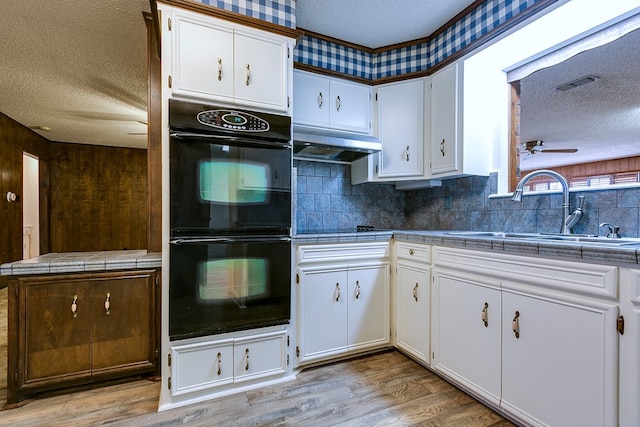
[[170, 135, 291, 237]]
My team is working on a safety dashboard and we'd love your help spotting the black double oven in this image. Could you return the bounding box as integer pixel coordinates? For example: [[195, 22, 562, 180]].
[[169, 99, 292, 341]]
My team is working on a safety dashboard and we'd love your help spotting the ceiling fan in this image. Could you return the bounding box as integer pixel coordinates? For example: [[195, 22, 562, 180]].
[[523, 140, 578, 155]]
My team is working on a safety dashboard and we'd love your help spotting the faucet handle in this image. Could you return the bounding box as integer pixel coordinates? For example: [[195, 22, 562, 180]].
[[599, 222, 620, 238]]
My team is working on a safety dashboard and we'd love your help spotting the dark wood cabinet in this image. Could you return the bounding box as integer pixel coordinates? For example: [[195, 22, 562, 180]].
[[7, 269, 159, 404]]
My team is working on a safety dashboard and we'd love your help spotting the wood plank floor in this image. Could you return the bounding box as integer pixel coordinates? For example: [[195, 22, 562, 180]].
[[0, 286, 514, 426]]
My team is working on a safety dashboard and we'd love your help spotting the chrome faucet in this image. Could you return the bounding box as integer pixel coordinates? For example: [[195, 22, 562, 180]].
[[599, 222, 620, 238], [511, 169, 571, 234]]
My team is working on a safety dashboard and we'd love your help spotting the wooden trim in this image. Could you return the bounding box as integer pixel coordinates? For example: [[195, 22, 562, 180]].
[[155, 0, 303, 40], [145, 13, 162, 253], [298, 28, 375, 53], [293, 63, 372, 85], [509, 82, 521, 192]]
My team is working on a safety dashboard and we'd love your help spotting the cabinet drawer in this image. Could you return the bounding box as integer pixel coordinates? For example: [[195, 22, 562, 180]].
[[171, 339, 234, 396], [234, 331, 287, 382], [396, 243, 431, 262]]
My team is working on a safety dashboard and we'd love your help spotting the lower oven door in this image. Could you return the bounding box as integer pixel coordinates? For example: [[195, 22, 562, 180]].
[[169, 236, 291, 341]]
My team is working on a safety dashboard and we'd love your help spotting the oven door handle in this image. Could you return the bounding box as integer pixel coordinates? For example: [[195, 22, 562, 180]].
[[170, 132, 291, 149], [170, 237, 233, 245], [170, 236, 291, 245]]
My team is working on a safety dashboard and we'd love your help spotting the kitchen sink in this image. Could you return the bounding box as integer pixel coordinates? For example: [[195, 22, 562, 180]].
[[445, 231, 640, 246]]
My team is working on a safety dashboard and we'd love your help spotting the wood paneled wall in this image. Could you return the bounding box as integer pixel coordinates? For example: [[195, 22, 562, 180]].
[[48, 143, 148, 253], [0, 113, 50, 268], [522, 156, 640, 183]]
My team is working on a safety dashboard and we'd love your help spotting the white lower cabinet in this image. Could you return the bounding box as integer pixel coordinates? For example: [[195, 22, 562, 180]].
[[615, 267, 640, 427], [432, 269, 502, 406], [395, 242, 431, 364], [500, 290, 618, 427], [296, 242, 390, 365], [432, 246, 620, 427], [170, 329, 286, 397]]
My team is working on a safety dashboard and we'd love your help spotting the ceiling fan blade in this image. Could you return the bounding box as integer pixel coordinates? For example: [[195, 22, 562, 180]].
[[538, 148, 578, 153]]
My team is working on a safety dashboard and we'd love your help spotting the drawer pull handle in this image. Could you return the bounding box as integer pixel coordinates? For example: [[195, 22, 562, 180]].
[[245, 348, 250, 371], [413, 283, 419, 302], [71, 295, 78, 318], [355, 281, 361, 299], [408, 249, 414, 255], [104, 292, 111, 315], [512, 310, 520, 338], [336, 95, 341, 112], [335, 283, 341, 302], [318, 92, 323, 108], [217, 58, 222, 81], [217, 352, 222, 375], [245, 64, 251, 86], [481, 302, 489, 327], [440, 139, 446, 156], [405, 145, 410, 161]]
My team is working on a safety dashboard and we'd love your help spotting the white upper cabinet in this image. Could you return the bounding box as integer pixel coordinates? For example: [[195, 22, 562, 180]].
[[429, 60, 490, 178], [293, 70, 371, 133], [167, 7, 292, 112], [430, 62, 461, 175], [375, 79, 426, 179]]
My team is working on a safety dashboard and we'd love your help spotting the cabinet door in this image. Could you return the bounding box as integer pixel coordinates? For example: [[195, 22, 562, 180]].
[[501, 291, 618, 427], [347, 263, 389, 350], [233, 331, 287, 383], [396, 262, 430, 364], [172, 12, 234, 102], [24, 279, 91, 382], [430, 62, 460, 175], [376, 80, 425, 179], [433, 270, 501, 406], [293, 71, 331, 128], [91, 272, 154, 371], [171, 339, 234, 396], [329, 79, 371, 133], [234, 29, 288, 111], [299, 268, 349, 362]]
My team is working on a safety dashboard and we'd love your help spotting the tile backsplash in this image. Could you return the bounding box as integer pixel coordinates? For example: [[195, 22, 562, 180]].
[[294, 160, 404, 234], [295, 163, 640, 238]]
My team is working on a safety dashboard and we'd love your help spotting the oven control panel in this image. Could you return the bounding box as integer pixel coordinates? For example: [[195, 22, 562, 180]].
[[197, 109, 270, 132]]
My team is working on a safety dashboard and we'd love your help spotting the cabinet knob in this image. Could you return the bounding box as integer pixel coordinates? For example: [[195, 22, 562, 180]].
[[408, 249, 414, 255], [413, 283, 419, 302], [71, 295, 78, 318], [245, 64, 251, 86], [512, 310, 520, 338], [481, 302, 489, 327], [104, 292, 111, 316]]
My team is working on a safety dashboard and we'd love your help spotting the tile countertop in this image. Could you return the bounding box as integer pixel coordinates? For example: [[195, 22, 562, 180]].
[[6, 229, 639, 276], [1, 250, 162, 276], [295, 230, 640, 265]]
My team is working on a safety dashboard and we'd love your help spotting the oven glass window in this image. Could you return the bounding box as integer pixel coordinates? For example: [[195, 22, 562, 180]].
[[198, 258, 267, 301], [199, 160, 269, 204]]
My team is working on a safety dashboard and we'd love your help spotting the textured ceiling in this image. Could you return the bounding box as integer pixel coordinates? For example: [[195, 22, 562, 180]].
[[0, 0, 150, 149], [295, 0, 476, 48], [520, 28, 640, 169]]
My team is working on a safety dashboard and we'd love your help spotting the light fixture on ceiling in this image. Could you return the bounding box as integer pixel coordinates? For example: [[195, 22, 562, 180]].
[[554, 75, 600, 91], [30, 125, 52, 132]]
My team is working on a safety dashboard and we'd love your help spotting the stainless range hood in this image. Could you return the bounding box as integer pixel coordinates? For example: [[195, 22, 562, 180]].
[[292, 127, 381, 163]]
